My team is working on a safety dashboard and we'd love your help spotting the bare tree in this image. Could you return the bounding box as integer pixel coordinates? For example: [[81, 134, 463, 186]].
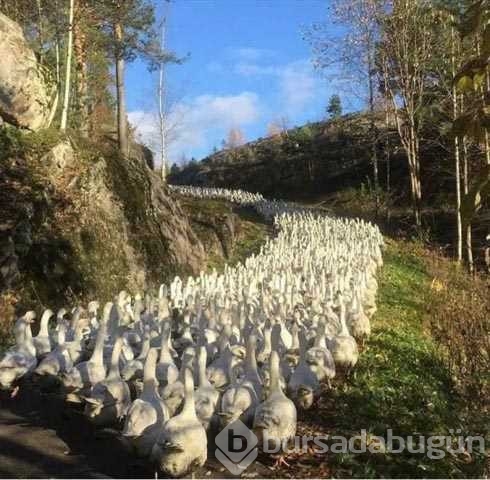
[[267, 122, 283, 138], [157, 15, 168, 181], [450, 18, 463, 263], [307, 0, 383, 214], [73, 0, 89, 137], [114, 18, 128, 155], [60, 0, 75, 131], [378, 0, 436, 227], [224, 128, 246, 149]]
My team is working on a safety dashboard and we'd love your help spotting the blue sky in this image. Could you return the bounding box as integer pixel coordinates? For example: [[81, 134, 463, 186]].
[[127, 0, 342, 165]]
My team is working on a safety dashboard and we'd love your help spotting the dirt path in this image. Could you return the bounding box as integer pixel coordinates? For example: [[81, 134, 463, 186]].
[[0, 385, 153, 478], [0, 384, 276, 479]]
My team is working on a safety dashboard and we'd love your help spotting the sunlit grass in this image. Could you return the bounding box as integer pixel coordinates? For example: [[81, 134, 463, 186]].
[[298, 240, 486, 478]]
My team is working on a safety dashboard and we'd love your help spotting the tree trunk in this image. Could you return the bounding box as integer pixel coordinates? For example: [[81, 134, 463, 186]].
[[73, 0, 89, 137], [114, 21, 128, 156], [367, 52, 379, 218], [384, 106, 391, 194], [462, 135, 474, 272], [409, 122, 422, 227], [158, 19, 167, 181], [451, 23, 463, 263], [36, 0, 43, 64], [454, 135, 463, 262], [60, 0, 75, 131]]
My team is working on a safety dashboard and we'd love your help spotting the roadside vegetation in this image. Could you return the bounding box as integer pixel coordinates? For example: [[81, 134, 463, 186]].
[[267, 238, 488, 479]]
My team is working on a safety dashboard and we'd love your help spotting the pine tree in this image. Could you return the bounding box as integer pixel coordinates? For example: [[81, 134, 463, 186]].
[[327, 94, 342, 119]]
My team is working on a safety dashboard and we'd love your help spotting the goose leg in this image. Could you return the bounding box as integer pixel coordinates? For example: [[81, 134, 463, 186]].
[[272, 454, 291, 469]]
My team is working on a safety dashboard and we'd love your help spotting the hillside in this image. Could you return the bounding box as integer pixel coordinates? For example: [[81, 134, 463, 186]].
[[169, 114, 442, 201], [169, 114, 489, 261], [0, 128, 208, 343]]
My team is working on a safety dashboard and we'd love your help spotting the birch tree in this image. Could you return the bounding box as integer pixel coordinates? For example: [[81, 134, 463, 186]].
[[158, 16, 168, 181], [307, 0, 384, 214], [377, 0, 437, 227], [60, 0, 75, 131]]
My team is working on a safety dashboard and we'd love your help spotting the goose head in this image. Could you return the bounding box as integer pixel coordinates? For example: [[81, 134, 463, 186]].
[[294, 384, 315, 410], [122, 399, 158, 438]]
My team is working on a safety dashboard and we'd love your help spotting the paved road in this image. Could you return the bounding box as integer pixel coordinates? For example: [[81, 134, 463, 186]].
[[0, 383, 272, 479], [0, 385, 150, 478]]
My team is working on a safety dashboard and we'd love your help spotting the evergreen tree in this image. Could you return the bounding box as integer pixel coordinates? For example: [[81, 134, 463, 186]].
[[327, 94, 342, 119], [95, 0, 174, 155]]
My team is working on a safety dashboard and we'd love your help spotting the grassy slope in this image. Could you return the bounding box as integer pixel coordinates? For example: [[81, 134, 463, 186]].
[[177, 196, 270, 271], [302, 240, 476, 478], [266, 238, 484, 478]]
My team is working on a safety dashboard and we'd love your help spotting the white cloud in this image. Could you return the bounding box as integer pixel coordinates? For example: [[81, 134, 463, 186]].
[[278, 60, 319, 115], [234, 58, 322, 115], [129, 91, 261, 164], [234, 63, 278, 76], [231, 47, 275, 61]]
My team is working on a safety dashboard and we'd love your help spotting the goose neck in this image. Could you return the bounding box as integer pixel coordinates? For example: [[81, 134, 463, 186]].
[[263, 329, 272, 351], [290, 325, 299, 350], [339, 301, 349, 336], [57, 323, 67, 346], [138, 335, 151, 359], [142, 348, 159, 394], [269, 351, 281, 393], [181, 368, 196, 416], [197, 347, 208, 387], [39, 311, 51, 336], [159, 324, 172, 362], [91, 321, 107, 366], [246, 336, 258, 373], [108, 337, 123, 379]]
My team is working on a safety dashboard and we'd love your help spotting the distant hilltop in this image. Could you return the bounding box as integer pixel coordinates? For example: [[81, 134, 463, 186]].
[[169, 113, 426, 201]]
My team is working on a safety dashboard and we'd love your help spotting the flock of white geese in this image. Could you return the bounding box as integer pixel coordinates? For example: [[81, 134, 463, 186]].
[[0, 185, 383, 476]]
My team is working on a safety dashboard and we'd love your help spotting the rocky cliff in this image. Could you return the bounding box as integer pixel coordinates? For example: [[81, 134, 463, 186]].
[[0, 128, 206, 339], [0, 13, 55, 130]]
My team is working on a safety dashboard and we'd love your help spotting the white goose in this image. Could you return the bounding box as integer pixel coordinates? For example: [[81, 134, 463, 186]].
[[35, 321, 73, 377], [152, 367, 207, 476], [219, 357, 259, 427], [155, 321, 178, 388], [33, 309, 53, 358], [61, 303, 110, 399], [160, 347, 195, 417], [347, 286, 371, 345], [0, 312, 37, 390], [306, 320, 336, 386], [123, 348, 169, 457], [253, 351, 297, 462], [329, 294, 359, 373], [288, 330, 320, 410], [84, 332, 131, 426]]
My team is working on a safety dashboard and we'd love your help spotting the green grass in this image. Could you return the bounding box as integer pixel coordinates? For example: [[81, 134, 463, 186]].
[[298, 240, 486, 478], [177, 196, 269, 272]]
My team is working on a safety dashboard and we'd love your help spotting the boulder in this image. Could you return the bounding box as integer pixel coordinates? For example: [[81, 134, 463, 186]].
[[0, 13, 53, 130]]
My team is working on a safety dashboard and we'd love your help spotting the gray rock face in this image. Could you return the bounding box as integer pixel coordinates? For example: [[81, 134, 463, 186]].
[[0, 236, 19, 290], [0, 137, 207, 311], [0, 13, 54, 130]]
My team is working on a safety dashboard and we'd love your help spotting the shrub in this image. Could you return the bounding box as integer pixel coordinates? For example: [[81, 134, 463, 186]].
[[426, 255, 490, 407]]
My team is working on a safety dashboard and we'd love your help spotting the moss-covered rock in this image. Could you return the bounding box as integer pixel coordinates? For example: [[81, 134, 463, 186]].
[[0, 127, 205, 329]]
